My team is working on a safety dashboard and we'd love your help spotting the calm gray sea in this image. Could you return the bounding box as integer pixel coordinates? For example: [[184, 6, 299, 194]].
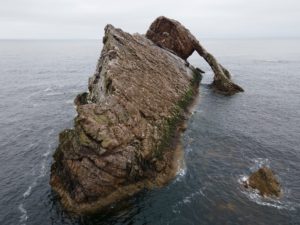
[[0, 39, 300, 225]]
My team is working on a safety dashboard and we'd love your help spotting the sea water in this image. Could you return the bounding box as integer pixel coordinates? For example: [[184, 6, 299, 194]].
[[0, 39, 300, 225]]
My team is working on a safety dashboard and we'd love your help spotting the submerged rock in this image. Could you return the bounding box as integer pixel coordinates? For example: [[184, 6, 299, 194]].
[[50, 23, 201, 214], [244, 167, 281, 197], [146, 16, 244, 95]]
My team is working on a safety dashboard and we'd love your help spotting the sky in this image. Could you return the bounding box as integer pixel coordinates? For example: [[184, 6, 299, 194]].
[[0, 0, 299, 39]]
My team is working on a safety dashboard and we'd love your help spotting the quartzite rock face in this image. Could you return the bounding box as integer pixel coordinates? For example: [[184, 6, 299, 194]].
[[245, 167, 281, 197], [50, 24, 201, 214], [146, 16, 244, 95]]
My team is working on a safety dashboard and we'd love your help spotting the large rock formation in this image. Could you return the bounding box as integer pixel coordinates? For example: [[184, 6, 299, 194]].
[[244, 167, 281, 197], [50, 24, 202, 214], [146, 16, 244, 95]]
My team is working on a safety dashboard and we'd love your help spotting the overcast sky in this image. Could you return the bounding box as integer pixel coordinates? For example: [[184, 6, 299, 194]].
[[0, 0, 299, 39]]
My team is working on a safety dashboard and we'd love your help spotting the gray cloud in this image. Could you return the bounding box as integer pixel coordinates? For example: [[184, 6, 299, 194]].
[[0, 0, 299, 39]]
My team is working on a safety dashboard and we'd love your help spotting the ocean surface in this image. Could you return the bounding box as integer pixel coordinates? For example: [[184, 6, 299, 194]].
[[0, 39, 300, 225]]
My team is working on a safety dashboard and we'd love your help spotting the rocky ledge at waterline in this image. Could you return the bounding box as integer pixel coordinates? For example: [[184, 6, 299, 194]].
[[50, 17, 243, 214]]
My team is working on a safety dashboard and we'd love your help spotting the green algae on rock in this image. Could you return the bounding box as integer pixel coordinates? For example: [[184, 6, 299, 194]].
[[50, 23, 202, 214]]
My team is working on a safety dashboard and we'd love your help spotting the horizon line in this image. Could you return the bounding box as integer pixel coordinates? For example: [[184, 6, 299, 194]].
[[1, 37, 300, 41]]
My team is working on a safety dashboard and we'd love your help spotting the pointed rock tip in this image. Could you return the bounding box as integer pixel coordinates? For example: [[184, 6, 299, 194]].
[[104, 24, 115, 32]]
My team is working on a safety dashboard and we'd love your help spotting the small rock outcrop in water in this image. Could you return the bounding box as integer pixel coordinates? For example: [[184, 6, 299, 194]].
[[50, 23, 202, 213], [244, 167, 281, 197], [146, 16, 244, 95]]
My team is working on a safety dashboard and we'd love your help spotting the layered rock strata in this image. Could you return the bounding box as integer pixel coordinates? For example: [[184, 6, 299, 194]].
[[50, 24, 202, 214]]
